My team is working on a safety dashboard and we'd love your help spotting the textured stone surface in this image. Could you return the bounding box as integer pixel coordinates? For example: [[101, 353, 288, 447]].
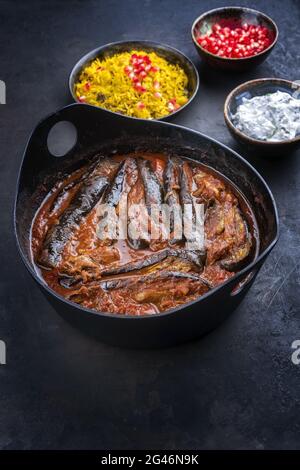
[[0, 0, 300, 449]]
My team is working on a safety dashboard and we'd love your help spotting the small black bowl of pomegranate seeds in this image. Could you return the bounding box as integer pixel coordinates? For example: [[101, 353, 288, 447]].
[[191, 6, 278, 71]]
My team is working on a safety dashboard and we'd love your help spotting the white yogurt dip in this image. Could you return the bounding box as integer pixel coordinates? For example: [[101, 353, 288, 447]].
[[232, 90, 300, 141]]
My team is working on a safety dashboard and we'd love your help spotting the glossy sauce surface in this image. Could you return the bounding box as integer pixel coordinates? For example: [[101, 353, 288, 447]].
[[31, 152, 258, 315]]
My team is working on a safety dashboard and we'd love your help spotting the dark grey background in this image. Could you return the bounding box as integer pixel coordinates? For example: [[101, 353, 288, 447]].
[[1, 0, 300, 450]]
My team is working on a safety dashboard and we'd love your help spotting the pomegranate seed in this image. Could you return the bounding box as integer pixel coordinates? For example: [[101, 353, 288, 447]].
[[78, 96, 86, 102], [137, 101, 145, 109], [196, 21, 273, 58], [84, 82, 91, 91], [134, 83, 146, 93], [124, 65, 133, 74], [199, 39, 208, 47], [154, 92, 162, 99], [143, 55, 151, 64]]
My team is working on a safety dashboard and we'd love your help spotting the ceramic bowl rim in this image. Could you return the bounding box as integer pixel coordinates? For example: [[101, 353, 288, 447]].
[[224, 78, 300, 146], [191, 6, 278, 62]]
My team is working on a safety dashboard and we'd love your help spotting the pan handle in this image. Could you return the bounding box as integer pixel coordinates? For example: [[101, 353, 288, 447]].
[[24, 104, 122, 164], [218, 253, 268, 298], [230, 267, 259, 297], [46, 120, 78, 158], [24, 105, 87, 163]]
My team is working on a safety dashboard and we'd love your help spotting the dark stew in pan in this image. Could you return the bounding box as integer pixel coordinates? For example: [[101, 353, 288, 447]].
[[31, 152, 258, 315]]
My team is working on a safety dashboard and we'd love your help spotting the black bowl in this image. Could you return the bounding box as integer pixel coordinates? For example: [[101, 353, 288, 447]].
[[191, 7, 278, 71], [69, 40, 199, 121], [224, 78, 300, 155], [14, 104, 278, 348]]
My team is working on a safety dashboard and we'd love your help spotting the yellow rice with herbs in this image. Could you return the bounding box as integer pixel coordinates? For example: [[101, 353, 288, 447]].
[[74, 50, 190, 119]]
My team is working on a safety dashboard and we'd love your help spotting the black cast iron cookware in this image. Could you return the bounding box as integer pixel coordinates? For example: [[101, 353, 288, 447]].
[[14, 104, 279, 348]]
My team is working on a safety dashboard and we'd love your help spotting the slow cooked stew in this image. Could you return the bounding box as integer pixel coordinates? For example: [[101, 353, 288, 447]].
[[31, 153, 257, 315]]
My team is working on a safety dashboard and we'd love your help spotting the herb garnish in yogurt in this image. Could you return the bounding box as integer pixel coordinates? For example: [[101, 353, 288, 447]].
[[232, 90, 300, 141]]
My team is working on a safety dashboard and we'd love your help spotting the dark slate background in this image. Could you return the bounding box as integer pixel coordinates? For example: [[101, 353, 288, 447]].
[[1, 0, 300, 450]]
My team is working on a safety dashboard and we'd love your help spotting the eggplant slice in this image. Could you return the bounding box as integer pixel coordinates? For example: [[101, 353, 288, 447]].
[[101, 270, 212, 311], [138, 157, 164, 208], [38, 158, 120, 268], [127, 158, 150, 250], [164, 156, 182, 243]]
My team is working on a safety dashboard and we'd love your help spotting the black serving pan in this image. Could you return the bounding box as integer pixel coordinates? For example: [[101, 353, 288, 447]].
[[14, 104, 279, 348]]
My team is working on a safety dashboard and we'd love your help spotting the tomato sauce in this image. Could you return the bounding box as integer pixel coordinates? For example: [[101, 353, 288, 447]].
[[31, 152, 258, 316]]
